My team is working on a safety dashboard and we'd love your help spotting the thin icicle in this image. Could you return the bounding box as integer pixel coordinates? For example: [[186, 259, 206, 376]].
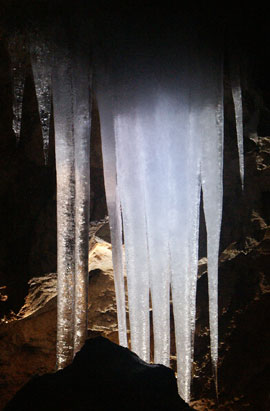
[[8, 33, 27, 143], [231, 66, 244, 189], [168, 95, 191, 402], [96, 77, 127, 347], [188, 177, 201, 353], [200, 51, 224, 392], [188, 50, 203, 356], [52, 32, 75, 370], [72, 34, 92, 355], [29, 34, 52, 164], [140, 99, 171, 367], [114, 112, 150, 362]]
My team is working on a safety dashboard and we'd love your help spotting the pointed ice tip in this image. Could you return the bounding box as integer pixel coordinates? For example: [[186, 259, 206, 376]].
[[241, 179, 244, 191], [44, 151, 49, 166], [212, 360, 219, 402]]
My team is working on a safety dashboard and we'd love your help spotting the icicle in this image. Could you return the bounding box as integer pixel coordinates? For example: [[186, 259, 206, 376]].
[[95, 18, 231, 403], [52, 32, 75, 369], [188, 47, 204, 359], [8, 33, 27, 143], [140, 98, 171, 367], [72, 33, 92, 355], [167, 89, 192, 402], [29, 34, 52, 164], [187, 122, 201, 367], [231, 63, 244, 189], [114, 112, 150, 361], [200, 51, 224, 391], [95, 74, 127, 347]]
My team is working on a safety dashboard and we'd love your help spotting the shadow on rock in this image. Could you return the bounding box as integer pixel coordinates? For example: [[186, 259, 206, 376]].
[[5, 336, 193, 411]]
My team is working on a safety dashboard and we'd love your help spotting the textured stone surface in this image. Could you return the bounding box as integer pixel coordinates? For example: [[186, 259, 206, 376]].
[[0, 238, 119, 409]]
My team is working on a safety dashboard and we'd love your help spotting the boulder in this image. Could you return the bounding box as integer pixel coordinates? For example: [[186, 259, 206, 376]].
[[5, 336, 192, 411]]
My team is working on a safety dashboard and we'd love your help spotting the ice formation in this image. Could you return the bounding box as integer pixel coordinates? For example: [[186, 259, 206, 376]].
[[231, 64, 244, 188], [93, 28, 225, 400], [52, 27, 76, 368], [7, 11, 244, 403], [8, 33, 27, 143], [52, 22, 92, 368], [29, 33, 52, 164]]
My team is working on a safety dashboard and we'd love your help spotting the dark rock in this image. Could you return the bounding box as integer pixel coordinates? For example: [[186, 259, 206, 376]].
[[5, 337, 192, 411]]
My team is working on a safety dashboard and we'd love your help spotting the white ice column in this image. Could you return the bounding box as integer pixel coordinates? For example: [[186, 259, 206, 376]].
[[72, 41, 92, 355], [167, 91, 192, 403], [231, 64, 244, 188], [138, 97, 171, 367], [200, 53, 224, 387], [29, 35, 52, 164], [52, 37, 75, 369], [114, 110, 150, 362], [96, 80, 128, 347]]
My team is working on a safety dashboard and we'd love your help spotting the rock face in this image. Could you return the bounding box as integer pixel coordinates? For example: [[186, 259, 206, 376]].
[[1, 223, 269, 409], [5, 336, 192, 411], [0, 237, 120, 409]]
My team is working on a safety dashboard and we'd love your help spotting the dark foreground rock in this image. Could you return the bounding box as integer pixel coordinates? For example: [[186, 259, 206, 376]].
[[5, 337, 192, 411]]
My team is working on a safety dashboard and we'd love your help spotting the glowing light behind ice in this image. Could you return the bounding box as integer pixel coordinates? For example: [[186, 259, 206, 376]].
[[115, 112, 151, 361], [95, 34, 224, 401]]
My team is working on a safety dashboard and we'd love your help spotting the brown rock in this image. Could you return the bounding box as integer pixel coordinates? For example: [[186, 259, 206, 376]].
[[0, 240, 119, 409]]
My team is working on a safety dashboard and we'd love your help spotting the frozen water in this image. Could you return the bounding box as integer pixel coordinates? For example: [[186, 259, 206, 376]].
[[95, 74, 128, 347], [29, 34, 52, 164], [200, 52, 224, 391], [114, 111, 150, 362], [18, 14, 243, 401], [52, 30, 75, 369], [231, 67, 244, 188], [94, 32, 224, 400], [72, 33, 92, 355], [8, 33, 27, 143]]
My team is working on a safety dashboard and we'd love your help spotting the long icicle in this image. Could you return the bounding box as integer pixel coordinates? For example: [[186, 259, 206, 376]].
[[231, 61, 244, 189], [72, 28, 92, 355], [52, 29, 75, 369], [168, 92, 191, 402], [200, 50, 224, 393], [8, 33, 27, 143], [188, 45, 203, 363], [96, 77, 128, 347], [140, 97, 171, 367], [114, 112, 150, 361], [29, 33, 52, 165]]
